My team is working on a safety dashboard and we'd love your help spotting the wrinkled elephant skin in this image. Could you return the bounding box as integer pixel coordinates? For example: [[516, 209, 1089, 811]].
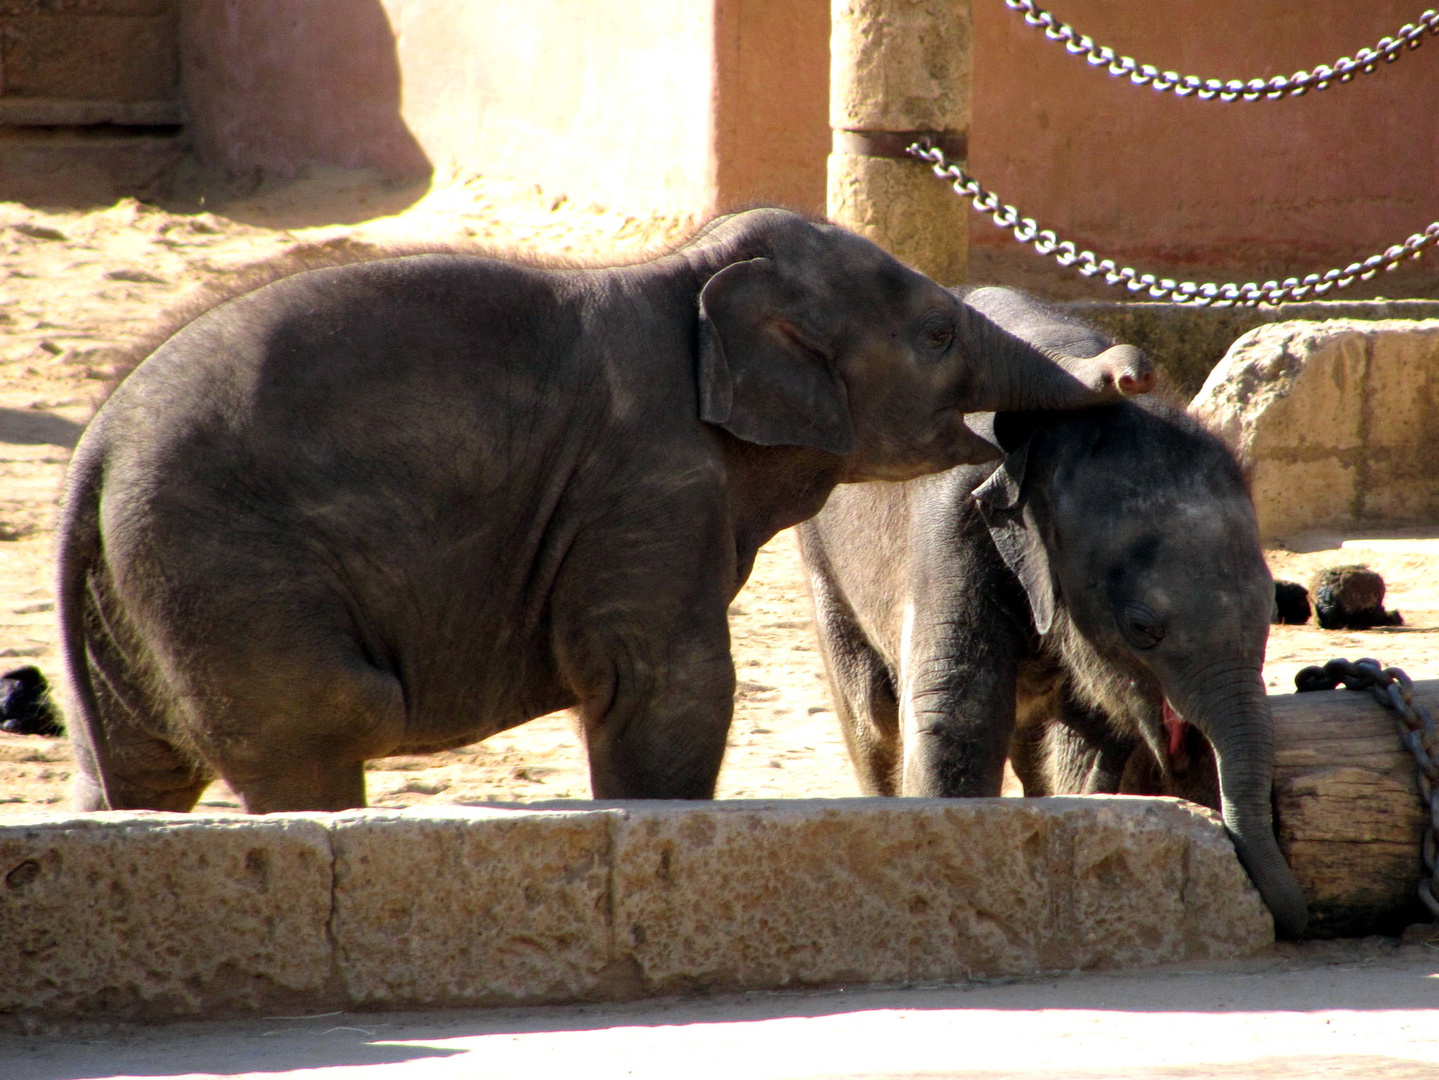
[[58, 212, 1143, 816], [799, 287, 1308, 937]]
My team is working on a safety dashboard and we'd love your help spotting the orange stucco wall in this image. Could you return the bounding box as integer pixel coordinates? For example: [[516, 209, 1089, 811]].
[[969, 1, 1439, 267], [179, 1, 1436, 264], [180, 0, 829, 219]]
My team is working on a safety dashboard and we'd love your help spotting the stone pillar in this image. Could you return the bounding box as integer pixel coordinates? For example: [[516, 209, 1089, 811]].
[[828, 0, 970, 284]]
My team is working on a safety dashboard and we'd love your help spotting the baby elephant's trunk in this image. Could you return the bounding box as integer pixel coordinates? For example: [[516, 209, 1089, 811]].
[[1172, 669, 1309, 938]]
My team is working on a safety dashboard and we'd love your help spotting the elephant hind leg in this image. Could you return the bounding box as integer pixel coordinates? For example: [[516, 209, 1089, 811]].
[[72, 714, 213, 814], [67, 600, 214, 813], [806, 568, 899, 795], [202, 657, 407, 814], [1035, 691, 1134, 795]]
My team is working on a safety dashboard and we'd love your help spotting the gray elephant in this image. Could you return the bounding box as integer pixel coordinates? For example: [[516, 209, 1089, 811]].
[[798, 286, 1307, 937], [59, 211, 1148, 815]]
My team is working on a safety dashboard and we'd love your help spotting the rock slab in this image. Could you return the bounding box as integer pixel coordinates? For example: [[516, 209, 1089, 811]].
[[1191, 319, 1439, 540], [0, 797, 1272, 1021]]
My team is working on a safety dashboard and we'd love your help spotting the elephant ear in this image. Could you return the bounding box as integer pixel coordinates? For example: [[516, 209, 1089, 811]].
[[697, 257, 855, 455], [972, 417, 1056, 635]]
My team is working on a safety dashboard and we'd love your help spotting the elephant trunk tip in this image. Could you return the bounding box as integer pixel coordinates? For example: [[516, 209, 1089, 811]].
[[1118, 369, 1155, 397], [1231, 833, 1309, 939], [1269, 892, 1309, 940], [1099, 344, 1154, 398]]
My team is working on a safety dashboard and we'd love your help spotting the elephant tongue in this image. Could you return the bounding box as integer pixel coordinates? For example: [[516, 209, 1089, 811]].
[[1162, 699, 1191, 771]]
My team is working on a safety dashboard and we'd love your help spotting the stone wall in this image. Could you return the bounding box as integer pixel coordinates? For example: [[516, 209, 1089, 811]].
[[1, 798, 1271, 1022], [1191, 320, 1439, 540], [0, 0, 184, 205], [0, 0, 177, 103]]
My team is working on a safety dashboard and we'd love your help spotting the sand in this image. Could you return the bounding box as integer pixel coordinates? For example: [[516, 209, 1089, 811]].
[[0, 171, 1435, 814]]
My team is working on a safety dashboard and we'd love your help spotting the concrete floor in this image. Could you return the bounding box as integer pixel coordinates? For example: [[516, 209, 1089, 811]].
[[5, 939, 1438, 1080]]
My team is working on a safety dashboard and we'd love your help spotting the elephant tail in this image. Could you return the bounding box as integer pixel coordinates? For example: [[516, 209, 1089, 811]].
[[56, 433, 113, 805]]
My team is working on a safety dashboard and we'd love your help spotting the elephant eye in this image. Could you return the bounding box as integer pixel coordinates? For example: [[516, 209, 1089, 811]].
[[918, 314, 955, 352], [1117, 601, 1166, 650]]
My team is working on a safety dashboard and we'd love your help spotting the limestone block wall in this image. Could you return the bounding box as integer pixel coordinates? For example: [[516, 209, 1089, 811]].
[[0, 798, 1271, 1022], [1192, 320, 1439, 541]]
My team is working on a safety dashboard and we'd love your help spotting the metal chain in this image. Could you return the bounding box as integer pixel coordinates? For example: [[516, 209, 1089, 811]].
[[909, 142, 1439, 307], [1295, 657, 1439, 920], [1006, 1, 1439, 100]]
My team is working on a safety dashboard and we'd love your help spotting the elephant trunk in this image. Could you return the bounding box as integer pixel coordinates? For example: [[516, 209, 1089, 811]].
[[1169, 667, 1309, 939], [956, 304, 1153, 411]]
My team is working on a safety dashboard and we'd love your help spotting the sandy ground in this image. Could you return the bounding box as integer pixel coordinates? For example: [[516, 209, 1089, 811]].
[[0, 172, 1437, 814], [5, 938, 1439, 1080]]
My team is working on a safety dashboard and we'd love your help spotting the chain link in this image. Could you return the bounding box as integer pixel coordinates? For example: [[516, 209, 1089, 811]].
[[909, 142, 1439, 307], [1295, 657, 1439, 920], [1006, 1, 1439, 100]]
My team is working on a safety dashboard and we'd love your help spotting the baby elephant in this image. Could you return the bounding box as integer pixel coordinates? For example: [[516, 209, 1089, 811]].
[[798, 287, 1307, 937]]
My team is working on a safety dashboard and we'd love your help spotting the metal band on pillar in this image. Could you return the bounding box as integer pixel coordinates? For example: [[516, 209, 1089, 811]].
[[827, 0, 972, 284], [833, 130, 968, 161]]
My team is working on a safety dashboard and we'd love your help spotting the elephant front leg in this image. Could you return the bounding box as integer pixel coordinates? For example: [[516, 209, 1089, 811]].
[[896, 601, 1022, 797], [900, 648, 1018, 797], [898, 541, 1027, 798], [554, 523, 738, 800], [573, 631, 735, 799]]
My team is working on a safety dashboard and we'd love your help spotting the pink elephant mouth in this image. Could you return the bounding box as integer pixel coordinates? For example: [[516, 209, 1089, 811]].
[[1162, 698, 1192, 774]]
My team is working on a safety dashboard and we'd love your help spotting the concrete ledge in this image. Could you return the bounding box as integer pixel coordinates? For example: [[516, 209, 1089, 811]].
[[0, 798, 1272, 1021]]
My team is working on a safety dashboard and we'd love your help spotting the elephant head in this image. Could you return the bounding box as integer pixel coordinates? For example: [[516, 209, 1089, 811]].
[[973, 400, 1308, 937], [681, 211, 1152, 482]]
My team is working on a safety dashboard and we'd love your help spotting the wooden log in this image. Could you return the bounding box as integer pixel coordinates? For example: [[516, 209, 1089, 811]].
[[1269, 681, 1433, 937]]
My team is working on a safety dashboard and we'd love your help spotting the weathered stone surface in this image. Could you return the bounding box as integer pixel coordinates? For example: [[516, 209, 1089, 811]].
[[1, 13, 177, 100], [0, 812, 334, 1019], [1191, 320, 1439, 540], [1063, 300, 1439, 401], [610, 797, 1269, 993], [827, 151, 967, 283], [831, 0, 971, 132], [1063, 797, 1269, 967], [828, 0, 969, 283], [0, 132, 187, 207], [329, 806, 616, 1007], [1, 798, 1273, 1020]]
